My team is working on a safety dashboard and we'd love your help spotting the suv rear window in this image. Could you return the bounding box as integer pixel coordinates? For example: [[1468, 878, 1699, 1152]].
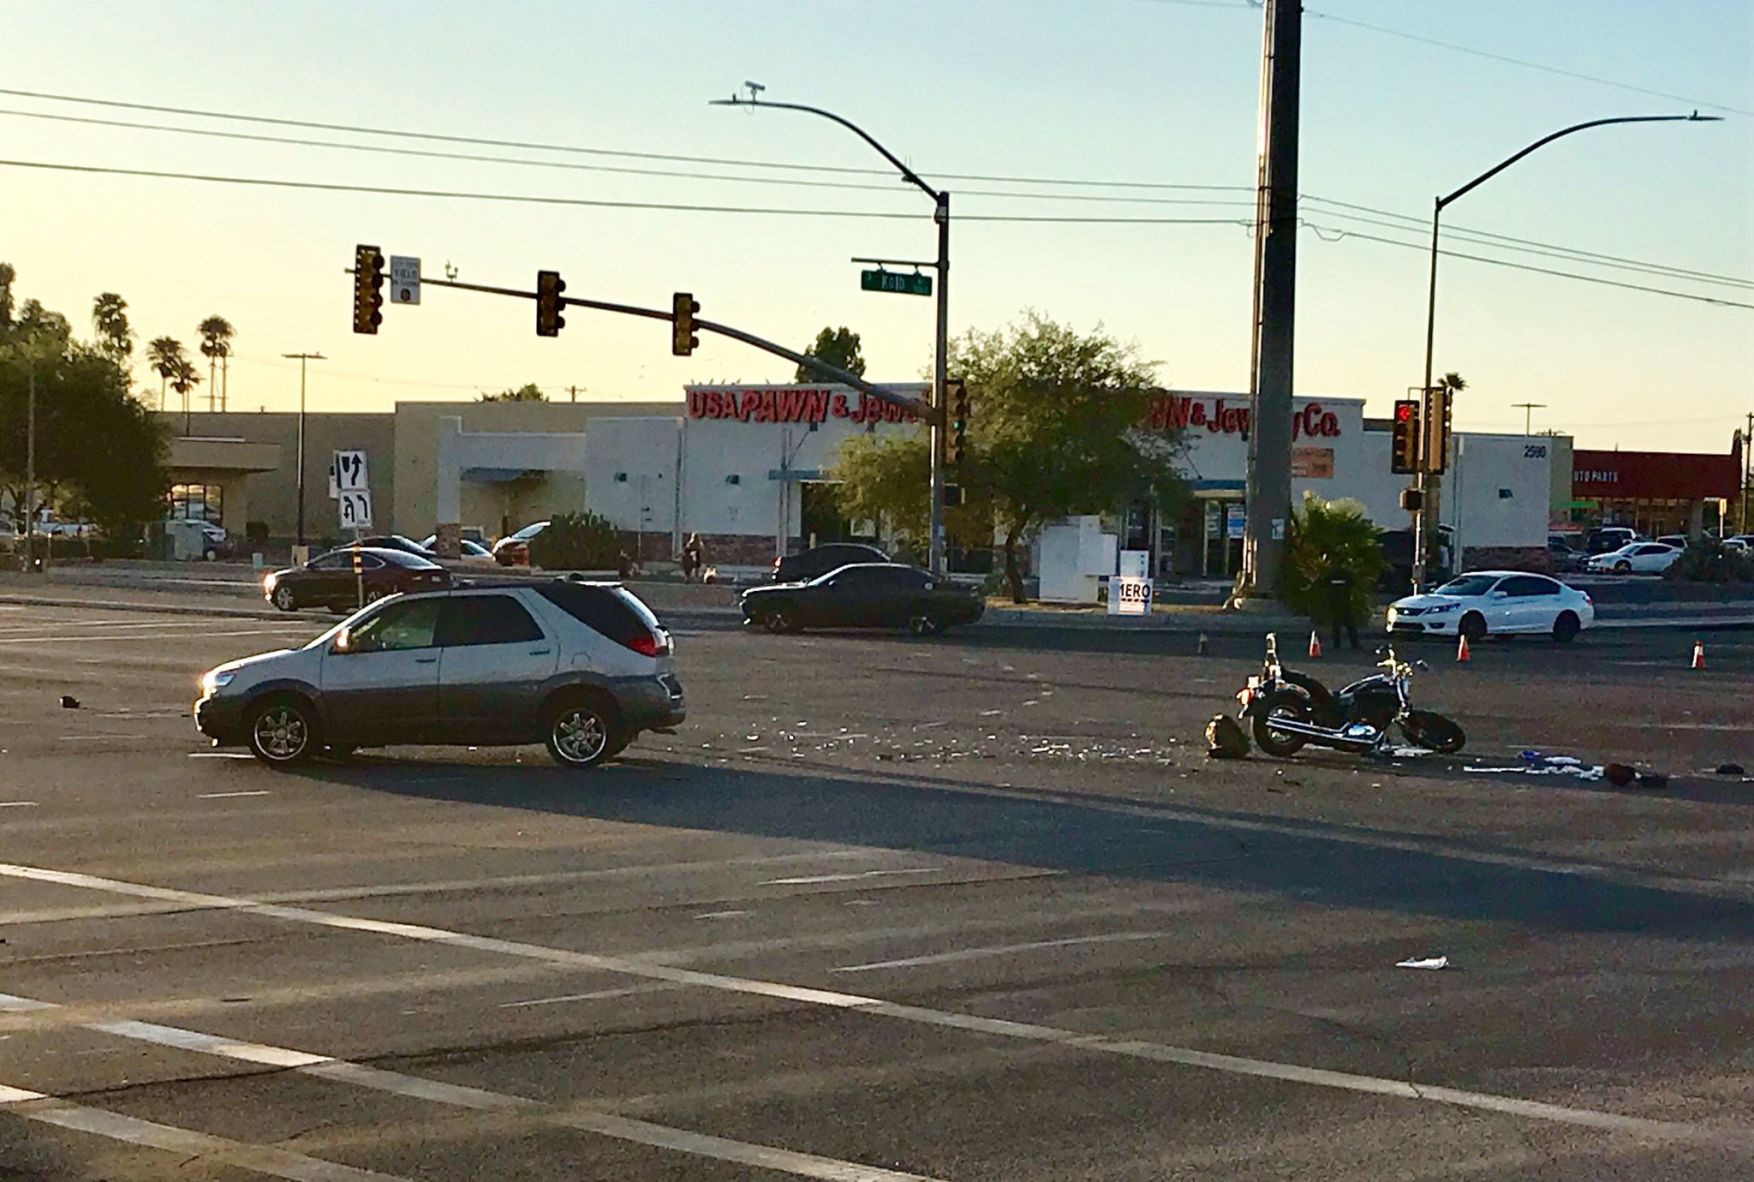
[[536, 581, 662, 646]]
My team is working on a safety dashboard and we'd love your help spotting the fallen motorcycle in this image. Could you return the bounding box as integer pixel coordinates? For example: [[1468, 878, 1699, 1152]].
[[1231, 633, 1465, 758]]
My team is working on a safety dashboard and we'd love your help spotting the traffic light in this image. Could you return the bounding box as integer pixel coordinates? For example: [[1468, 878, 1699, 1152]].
[[1391, 399, 1420, 474], [1422, 385, 1453, 475], [536, 270, 566, 337], [944, 377, 970, 467], [352, 244, 384, 335], [672, 292, 699, 356]]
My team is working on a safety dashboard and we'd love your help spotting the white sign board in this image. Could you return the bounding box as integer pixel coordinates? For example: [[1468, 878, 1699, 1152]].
[[333, 450, 368, 493], [338, 490, 374, 531], [327, 456, 340, 500], [1118, 549, 1150, 580], [1226, 503, 1246, 540], [1108, 575, 1153, 616], [389, 256, 421, 305]]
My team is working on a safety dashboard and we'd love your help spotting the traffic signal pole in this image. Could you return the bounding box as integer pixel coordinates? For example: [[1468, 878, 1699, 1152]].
[[410, 275, 927, 415]]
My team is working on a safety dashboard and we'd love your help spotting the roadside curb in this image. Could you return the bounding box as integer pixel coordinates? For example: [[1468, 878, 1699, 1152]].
[[0, 593, 290, 622]]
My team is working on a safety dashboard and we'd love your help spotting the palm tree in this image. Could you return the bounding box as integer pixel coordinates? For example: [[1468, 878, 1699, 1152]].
[[169, 357, 201, 434], [145, 337, 185, 412], [197, 315, 234, 412], [92, 293, 132, 361], [1440, 371, 1466, 395]]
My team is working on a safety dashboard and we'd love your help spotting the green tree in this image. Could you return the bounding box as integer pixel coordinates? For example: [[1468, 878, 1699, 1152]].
[[197, 315, 234, 411], [529, 510, 622, 570], [833, 312, 1184, 601], [92, 293, 133, 362], [795, 326, 866, 382], [479, 382, 546, 403], [146, 336, 185, 411], [1440, 371, 1466, 395], [1278, 493, 1386, 627], [0, 262, 17, 330]]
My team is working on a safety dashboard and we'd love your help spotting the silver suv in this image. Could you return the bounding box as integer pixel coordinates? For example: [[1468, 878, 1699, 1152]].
[[196, 581, 684, 768]]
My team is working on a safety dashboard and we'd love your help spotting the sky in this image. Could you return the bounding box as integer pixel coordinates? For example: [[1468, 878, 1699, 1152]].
[[2, 0, 1750, 453]]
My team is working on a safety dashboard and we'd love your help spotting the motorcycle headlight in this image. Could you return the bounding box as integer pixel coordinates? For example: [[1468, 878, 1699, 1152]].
[[201, 669, 236, 694]]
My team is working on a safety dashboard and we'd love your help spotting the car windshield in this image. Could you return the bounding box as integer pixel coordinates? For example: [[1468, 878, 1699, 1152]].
[[1434, 575, 1499, 597]]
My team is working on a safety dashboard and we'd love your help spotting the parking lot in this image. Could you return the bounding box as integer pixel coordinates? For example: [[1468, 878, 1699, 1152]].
[[1, 600, 1750, 1179]]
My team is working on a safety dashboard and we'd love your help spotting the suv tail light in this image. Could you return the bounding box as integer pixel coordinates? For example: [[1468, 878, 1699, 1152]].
[[623, 630, 669, 658]]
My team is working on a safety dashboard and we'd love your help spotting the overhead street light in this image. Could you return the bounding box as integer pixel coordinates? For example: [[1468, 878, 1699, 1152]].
[[1411, 112, 1722, 591], [711, 88, 952, 578]]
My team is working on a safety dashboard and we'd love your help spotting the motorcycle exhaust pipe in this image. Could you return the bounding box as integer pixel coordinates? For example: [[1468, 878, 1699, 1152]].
[[1256, 716, 1380, 751]]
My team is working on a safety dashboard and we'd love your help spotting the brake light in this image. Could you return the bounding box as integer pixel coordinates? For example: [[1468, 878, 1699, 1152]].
[[771, 556, 782, 572], [624, 631, 668, 658]]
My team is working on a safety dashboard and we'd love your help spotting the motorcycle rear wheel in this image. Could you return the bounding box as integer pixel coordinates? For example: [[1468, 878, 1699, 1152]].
[[1252, 690, 1311, 757], [1401, 710, 1465, 754]]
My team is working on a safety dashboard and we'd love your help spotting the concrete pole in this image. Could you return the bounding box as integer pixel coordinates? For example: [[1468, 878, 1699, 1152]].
[[1241, 0, 1301, 597], [24, 365, 35, 570], [929, 194, 950, 578]]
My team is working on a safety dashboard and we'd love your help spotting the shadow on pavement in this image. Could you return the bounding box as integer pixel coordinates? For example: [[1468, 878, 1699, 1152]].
[[289, 751, 1754, 942]]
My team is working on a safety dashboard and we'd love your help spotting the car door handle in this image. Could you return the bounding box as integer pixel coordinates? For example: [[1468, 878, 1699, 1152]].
[[415, 656, 438, 664], [528, 648, 552, 656]]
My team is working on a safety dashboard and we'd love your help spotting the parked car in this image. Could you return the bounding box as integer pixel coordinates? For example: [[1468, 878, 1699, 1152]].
[[1584, 526, 1638, 555], [1725, 536, 1752, 554], [1386, 571, 1595, 643], [1546, 536, 1587, 573], [492, 521, 550, 567], [1656, 534, 1689, 551], [351, 534, 437, 558], [1585, 542, 1682, 575], [772, 542, 890, 584], [198, 580, 683, 767], [418, 535, 499, 566], [740, 563, 984, 635], [263, 547, 452, 612]]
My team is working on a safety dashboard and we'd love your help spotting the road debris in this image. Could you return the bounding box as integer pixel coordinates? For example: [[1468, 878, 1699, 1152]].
[[1396, 955, 1449, 970]]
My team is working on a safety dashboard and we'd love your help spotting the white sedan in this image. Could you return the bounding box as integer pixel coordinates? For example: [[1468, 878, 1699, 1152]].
[[1387, 570, 1595, 644], [1585, 542, 1681, 575]]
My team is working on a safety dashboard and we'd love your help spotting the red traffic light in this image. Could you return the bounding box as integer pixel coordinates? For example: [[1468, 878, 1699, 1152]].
[[1395, 402, 1413, 422]]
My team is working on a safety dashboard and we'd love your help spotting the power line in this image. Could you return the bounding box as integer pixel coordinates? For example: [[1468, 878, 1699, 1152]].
[[0, 86, 1254, 193], [0, 107, 1261, 208], [1302, 222, 1754, 310], [1301, 196, 1754, 290], [1302, 8, 1754, 117], [0, 156, 1254, 225]]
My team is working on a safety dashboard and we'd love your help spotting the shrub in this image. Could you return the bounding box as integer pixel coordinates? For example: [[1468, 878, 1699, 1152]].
[[1279, 493, 1386, 623], [1664, 539, 1754, 583], [530, 511, 621, 570]]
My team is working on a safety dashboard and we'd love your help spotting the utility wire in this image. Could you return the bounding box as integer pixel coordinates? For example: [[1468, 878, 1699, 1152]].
[[0, 86, 1252, 192], [0, 107, 1261, 207], [1303, 8, 1754, 118], [1303, 222, 1754, 310]]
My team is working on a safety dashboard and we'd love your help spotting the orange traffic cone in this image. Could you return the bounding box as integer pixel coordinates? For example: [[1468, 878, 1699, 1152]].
[[1308, 630, 1323, 659], [1691, 640, 1705, 670], [1456, 632, 1472, 662]]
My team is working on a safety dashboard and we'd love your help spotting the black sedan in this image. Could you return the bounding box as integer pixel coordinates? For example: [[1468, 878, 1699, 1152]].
[[740, 563, 984, 636], [772, 542, 889, 583], [351, 534, 438, 558], [264, 547, 452, 613]]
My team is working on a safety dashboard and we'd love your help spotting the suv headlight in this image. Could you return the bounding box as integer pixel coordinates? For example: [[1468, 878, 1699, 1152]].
[[201, 669, 236, 694]]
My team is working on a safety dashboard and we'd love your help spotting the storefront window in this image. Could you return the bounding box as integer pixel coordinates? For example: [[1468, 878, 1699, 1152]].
[[169, 483, 223, 524]]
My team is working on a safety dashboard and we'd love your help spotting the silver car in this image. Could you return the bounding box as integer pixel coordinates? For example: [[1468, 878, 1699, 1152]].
[[196, 581, 684, 768]]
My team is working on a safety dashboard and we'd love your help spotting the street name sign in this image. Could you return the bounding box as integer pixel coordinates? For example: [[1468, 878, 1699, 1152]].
[[860, 269, 932, 296]]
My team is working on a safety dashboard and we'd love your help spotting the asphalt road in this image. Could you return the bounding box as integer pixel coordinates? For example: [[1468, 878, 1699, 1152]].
[[1, 601, 1749, 1180]]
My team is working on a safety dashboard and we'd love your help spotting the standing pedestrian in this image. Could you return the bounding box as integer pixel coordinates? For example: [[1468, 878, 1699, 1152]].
[[681, 532, 705, 583], [1324, 558, 1361, 650]]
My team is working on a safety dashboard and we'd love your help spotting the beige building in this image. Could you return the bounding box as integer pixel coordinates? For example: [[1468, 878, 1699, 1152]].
[[160, 399, 678, 547]]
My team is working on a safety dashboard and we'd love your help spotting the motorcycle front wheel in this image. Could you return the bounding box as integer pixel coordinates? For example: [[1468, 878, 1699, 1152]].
[[1252, 690, 1311, 757], [1401, 710, 1465, 754]]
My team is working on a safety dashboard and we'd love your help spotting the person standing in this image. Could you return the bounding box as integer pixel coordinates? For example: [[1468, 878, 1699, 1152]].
[[1324, 559, 1361, 650], [681, 532, 705, 583]]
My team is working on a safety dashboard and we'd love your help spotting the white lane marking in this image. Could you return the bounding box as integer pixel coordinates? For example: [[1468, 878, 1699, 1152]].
[[498, 984, 677, 1009], [0, 848, 880, 926], [0, 863, 1733, 1144], [0, 1078, 404, 1181], [4, 993, 941, 1182], [197, 790, 274, 799], [189, 751, 257, 759], [0, 800, 37, 808], [0, 627, 294, 645], [763, 868, 940, 886], [695, 909, 752, 919], [832, 930, 1176, 973]]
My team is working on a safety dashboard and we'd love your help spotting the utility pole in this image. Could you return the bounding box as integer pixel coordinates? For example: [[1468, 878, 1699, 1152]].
[[1240, 0, 1301, 597], [282, 352, 326, 551], [24, 365, 35, 570], [568, 385, 581, 403], [1513, 402, 1545, 436], [1742, 411, 1752, 533]]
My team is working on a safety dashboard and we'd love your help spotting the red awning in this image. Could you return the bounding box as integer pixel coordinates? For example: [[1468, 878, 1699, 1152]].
[[1572, 446, 1741, 501]]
